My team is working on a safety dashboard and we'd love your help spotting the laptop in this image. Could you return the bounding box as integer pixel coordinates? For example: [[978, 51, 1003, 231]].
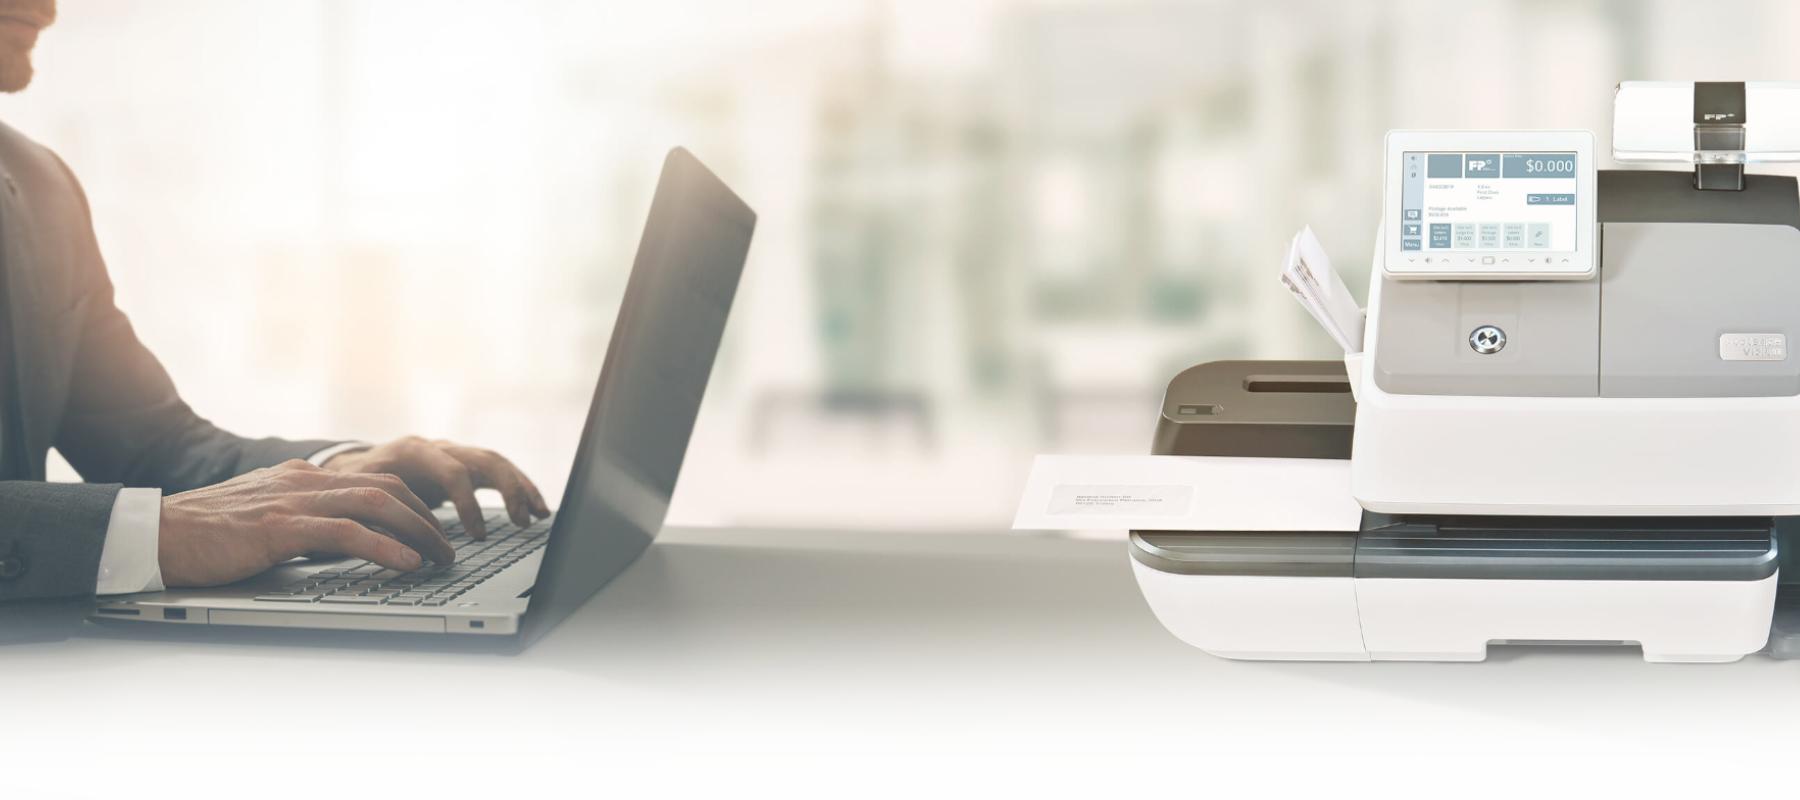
[[91, 147, 755, 649]]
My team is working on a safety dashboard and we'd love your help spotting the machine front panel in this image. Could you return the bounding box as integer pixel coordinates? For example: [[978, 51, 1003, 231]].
[[1372, 275, 1600, 397]]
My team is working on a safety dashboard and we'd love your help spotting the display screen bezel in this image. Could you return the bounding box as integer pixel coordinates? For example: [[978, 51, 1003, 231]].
[[1382, 130, 1597, 280]]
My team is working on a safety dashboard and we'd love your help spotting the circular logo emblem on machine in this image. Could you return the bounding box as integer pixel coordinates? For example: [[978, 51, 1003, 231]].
[[1469, 325, 1506, 354]]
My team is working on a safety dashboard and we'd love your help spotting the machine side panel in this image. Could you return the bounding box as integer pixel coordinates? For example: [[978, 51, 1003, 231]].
[[1600, 222, 1800, 397], [1372, 276, 1599, 397]]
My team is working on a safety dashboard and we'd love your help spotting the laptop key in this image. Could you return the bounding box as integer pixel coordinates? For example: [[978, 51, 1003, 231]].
[[319, 596, 383, 604], [255, 594, 317, 602]]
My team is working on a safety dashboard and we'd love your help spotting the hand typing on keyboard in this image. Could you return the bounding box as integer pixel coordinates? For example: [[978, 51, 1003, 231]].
[[159, 437, 550, 589], [159, 459, 458, 588], [254, 512, 551, 607], [319, 437, 550, 540]]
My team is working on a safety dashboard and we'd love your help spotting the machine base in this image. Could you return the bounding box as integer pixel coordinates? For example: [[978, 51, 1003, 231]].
[[1131, 557, 1776, 663]]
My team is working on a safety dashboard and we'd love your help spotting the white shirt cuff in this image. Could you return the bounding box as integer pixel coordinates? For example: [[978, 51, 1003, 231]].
[[95, 488, 165, 596], [307, 441, 373, 468], [92, 444, 367, 596]]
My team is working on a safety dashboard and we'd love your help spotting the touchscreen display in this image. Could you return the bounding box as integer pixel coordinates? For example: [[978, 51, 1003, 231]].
[[1397, 151, 1579, 254]]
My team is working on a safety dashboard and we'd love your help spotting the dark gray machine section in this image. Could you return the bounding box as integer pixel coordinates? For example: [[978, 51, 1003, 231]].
[[1599, 170, 1798, 227], [1355, 515, 1777, 581], [1152, 360, 1352, 460], [1130, 359, 1785, 583], [1373, 169, 1800, 399], [1765, 518, 1800, 658], [1131, 533, 1355, 577]]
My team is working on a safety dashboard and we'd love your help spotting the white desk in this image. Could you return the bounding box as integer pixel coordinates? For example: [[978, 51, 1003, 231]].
[[8, 527, 1800, 794]]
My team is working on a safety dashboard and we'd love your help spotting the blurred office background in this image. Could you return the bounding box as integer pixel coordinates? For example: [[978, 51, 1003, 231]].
[[7, 0, 1799, 529]]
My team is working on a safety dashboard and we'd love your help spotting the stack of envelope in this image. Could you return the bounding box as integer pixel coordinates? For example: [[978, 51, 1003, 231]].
[[1279, 226, 1364, 354]]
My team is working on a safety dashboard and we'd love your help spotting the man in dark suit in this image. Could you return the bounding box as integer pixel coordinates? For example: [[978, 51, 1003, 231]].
[[0, 0, 549, 605]]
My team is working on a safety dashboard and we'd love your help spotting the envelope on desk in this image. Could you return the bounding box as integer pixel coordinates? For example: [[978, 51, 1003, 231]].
[[1012, 454, 1363, 532]]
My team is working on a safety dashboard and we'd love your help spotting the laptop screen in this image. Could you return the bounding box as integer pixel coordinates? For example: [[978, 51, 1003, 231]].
[[519, 148, 755, 645]]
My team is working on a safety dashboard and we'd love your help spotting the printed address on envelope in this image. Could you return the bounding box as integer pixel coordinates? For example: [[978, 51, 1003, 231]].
[[1048, 484, 1193, 516]]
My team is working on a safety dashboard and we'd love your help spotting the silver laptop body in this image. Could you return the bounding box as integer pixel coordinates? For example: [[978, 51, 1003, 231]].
[[92, 148, 755, 646]]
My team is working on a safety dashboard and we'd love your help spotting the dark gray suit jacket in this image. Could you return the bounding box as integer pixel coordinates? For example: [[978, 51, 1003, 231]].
[[0, 119, 332, 603]]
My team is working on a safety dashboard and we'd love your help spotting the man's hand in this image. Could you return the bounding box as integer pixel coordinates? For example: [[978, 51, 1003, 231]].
[[321, 436, 549, 540], [158, 460, 457, 588]]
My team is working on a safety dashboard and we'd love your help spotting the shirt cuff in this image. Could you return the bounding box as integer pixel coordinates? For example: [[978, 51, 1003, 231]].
[[95, 488, 165, 595], [307, 441, 373, 468]]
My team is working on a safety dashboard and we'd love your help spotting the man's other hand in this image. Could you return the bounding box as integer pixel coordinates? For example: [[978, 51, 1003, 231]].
[[158, 460, 457, 588], [321, 437, 550, 540]]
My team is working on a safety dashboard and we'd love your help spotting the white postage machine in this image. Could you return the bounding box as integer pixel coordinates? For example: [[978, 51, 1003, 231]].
[[1122, 81, 1800, 662]]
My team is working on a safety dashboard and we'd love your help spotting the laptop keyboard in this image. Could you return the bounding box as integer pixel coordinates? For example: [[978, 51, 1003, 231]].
[[254, 512, 550, 607]]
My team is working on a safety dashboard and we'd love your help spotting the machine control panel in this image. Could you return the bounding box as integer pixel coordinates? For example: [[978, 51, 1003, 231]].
[[1383, 130, 1596, 280]]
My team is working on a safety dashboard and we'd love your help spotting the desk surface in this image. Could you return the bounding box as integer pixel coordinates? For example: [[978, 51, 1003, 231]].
[[9, 526, 1800, 794]]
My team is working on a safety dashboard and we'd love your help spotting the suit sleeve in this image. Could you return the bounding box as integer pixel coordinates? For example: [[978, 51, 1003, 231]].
[[47, 157, 336, 492], [0, 480, 116, 601], [0, 483, 114, 639]]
